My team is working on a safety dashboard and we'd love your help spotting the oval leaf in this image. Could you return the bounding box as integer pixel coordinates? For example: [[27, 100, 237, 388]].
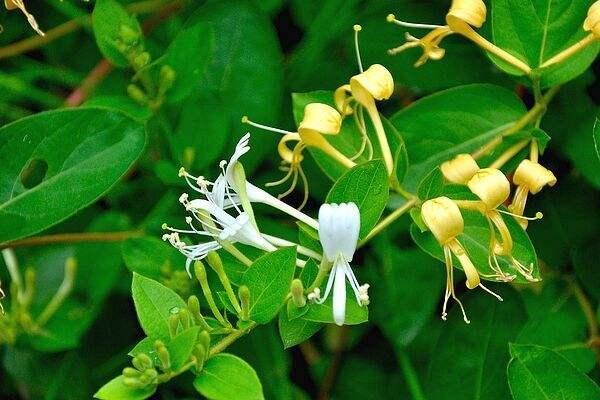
[[94, 376, 156, 400], [326, 159, 389, 239], [0, 108, 145, 244], [194, 353, 264, 400]]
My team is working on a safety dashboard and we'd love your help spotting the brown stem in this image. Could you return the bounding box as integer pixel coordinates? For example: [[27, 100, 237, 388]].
[[0, 231, 143, 250]]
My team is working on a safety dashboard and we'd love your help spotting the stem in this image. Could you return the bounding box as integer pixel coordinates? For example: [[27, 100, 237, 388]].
[[570, 279, 599, 341], [398, 351, 426, 400], [307, 258, 332, 292], [64, 60, 114, 107], [540, 34, 597, 69], [451, 21, 531, 74], [364, 102, 394, 175], [488, 140, 529, 170], [208, 322, 257, 357], [0, 230, 143, 250], [37, 258, 77, 326], [359, 199, 417, 247]]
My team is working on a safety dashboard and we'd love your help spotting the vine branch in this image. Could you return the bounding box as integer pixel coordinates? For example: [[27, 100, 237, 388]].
[[0, 231, 143, 250]]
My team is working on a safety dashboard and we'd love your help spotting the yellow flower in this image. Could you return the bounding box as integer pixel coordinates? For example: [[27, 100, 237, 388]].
[[440, 154, 480, 184], [465, 168, 538, 282], [508, 159, 556, 229], [584, 1, 600, 37], [421, 196, 502, 323], [4, 0, 44, 36], [243, 103, 355, 208], [387, 0, 531, 73]]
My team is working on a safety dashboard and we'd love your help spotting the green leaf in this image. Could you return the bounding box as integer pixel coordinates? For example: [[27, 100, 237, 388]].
[[297, 222, 321, 255], [302, 294, 368, 325], [491, 0, 600, 87], [168, 326, 200, 371], [86, 95, 151, 121], [193, 353, 264, 400], [368, 244, 444, 348], [508, 344, 600, 399], [241, 247, 297, 324], [92, 0, 142, 67], [188, 0, 283, 171], [122, 237, 180, 280], [390, 84, 527, 192], [94, 376, 156, 400], [417, 167, 444, 200], [410, 186, 540, 284], [277, 308, 321, 349], [326, 159, 389, 239], [131, 273, 186, 340], [426, 286, 527, 400], [164, 22, 213, 103], [0, 108, 145, 244]]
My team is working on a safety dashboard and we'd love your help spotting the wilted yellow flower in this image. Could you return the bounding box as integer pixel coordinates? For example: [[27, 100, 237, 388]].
[[4, 0, 44, 36], [441, 154, 480, 184], [387, 0, 531, 73], [243, 103, 355, 208], [421, 196, 502, 323]]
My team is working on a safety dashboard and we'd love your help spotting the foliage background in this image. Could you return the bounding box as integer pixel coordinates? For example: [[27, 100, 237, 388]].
[[0, 0, 599, 399]]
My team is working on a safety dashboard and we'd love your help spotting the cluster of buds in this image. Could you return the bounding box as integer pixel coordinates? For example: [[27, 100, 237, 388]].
[[4, 0, 44, 36], [387, 0, 531, 73], [122, 353, 159, 389]]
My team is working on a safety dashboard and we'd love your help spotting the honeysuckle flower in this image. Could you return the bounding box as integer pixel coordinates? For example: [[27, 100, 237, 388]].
[[5, 0, 44, 36], [243, 103, 355, 208], [312, 203, 369, 326], [440, 153, 480, 184], [421, 196, 502, 323], [465, 168, 540, 282], [387, 0, 531, 74], [508, 159, 556, 229], [584, 1, 600, 37]]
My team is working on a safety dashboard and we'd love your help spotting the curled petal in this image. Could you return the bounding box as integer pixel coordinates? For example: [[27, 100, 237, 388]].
[[421, 197, 464, 245], [513, 159, 557, 194], [467, 168, 510, 210], [446, 0, 487, 28]]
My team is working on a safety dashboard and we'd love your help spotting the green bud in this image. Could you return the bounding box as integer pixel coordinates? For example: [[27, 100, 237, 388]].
[[193, 344, 206, 372], [239, 285, 250, 321], [291, 279, 306, 308], [133, 52, 151, 70], [132, 353, 153, 371], [169, 313, 180, 338], [188, 295, 211, 331], [159, 65, 176, 90], [119, 24, 140, 46], [178, 308, 190, 330], [155, 340, 171, 371], [206, 252, 224, 275], [198, 330, 211, 354], [127, 84, 148, 104], [123, 367, 140, 378], [142, 368, 158, 381], [123, 377, 144, 388], [194, 260, 207, 284]]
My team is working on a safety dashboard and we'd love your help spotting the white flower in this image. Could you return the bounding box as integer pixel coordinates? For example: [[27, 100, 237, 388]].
[[315, 202, 368, 326]]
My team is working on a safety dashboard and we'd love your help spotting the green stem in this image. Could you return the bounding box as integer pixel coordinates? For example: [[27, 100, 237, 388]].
[[398, 351, 425, 400], [208, 322, 257, 358], [0, 230, 144, 250], [359, 198, 417, 247], [307, 258, 332, 292]]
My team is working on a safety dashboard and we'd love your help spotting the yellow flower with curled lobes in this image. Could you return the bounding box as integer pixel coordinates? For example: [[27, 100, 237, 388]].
[[333, 26, 396, 176], [386, 0, 531, 74], [440, 153, 480, 184], [4, 0, 44, 36], [421, 196, 503, 324], [243, 103, 355, 208], [508, 159, 556, 229], [463, 168, 541, 282], [584, 1, 600, 37]]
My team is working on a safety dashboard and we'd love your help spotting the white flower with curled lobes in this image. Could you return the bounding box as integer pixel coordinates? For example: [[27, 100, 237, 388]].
[[313, 202, 369, 326]]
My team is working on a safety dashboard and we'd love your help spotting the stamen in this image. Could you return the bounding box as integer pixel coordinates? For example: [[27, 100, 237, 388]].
[[241, 116, 295, 136], [478, 283, 503, 302], [353, 24, 364, 73], [497, 209, 543, 221], [386, 13, 445, 30]]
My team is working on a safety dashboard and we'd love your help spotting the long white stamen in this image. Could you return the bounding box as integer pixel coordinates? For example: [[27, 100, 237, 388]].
[[479, 283, 504, 301], [262, 234, 322, 261], [386, 13, 444, 30], [241, 116, 295, 136], [353, 24, 364, 73]]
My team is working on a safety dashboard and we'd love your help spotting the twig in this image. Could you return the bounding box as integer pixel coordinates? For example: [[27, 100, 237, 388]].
[[0, 231, 143, 250], [208, 323, 257, 357], [569, 278, 600, 361]]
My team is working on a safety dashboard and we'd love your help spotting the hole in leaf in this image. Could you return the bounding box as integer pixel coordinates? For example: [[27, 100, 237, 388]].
[[20, 158, 48, 189]]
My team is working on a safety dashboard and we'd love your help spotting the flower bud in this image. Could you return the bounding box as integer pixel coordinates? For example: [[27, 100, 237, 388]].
[[127, 84, 148, 104], [513, 160, 557, 195], [155, 340, 171, 371], [440, 154, 480, 184], [350, 64, 394, 105], [159, 65, 176, 90], [119, 24, 140, 46], [334, 84, 353, 115], [584, 1, 600, 37], [447, 0, 487, 28], [290, 279, 306, 308], [132, 353, 153, 371], [467, 168, 510, 210], [122, 367, 140, 378], [238, 285, 250, 321], [198, 329, 211, 354], [421, 197, 464, 245], [133, 52, 151, 70]]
